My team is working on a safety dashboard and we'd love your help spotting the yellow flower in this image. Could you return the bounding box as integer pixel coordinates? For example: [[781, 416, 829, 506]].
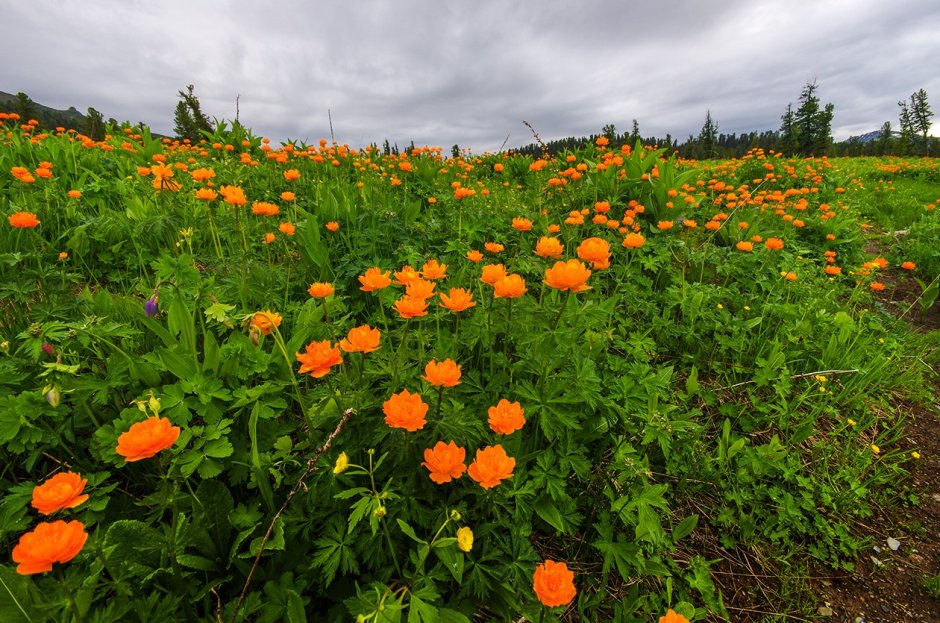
[[847, 418, 857, 426], [911, 451, 921, 460], [871, 443, 880, 454], [333, 452, 349, 474], [456, 526, 473, 553]]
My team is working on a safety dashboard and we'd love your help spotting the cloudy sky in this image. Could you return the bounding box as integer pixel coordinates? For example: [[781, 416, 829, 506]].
[[3, 0, 938, 152]]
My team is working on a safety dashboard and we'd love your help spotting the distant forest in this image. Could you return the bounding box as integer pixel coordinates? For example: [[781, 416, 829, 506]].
[[3, 82, 935, 160]]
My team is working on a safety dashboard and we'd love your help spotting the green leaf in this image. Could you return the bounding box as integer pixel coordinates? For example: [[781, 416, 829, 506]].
[[0, 566, 37, 623], [672, 514, 699, 542], [396, 519, 427, 545], [407, 595, 439, 623], [284, 589, 307, 623]]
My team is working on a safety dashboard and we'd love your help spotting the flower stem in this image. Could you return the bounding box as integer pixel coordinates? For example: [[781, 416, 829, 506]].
[[551, 290, 572, 331], [55, 566, 84, 623]]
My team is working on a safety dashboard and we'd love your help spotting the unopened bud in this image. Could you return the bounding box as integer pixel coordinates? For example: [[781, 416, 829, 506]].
[[449, 509, 462, 521], [43, 385, 61, 408], [373, 506, 387, 518], [41, 343, 56, 357], [145, 295, 159, 318], [148, 392, 161, 415], [249, 325, 261, 346]]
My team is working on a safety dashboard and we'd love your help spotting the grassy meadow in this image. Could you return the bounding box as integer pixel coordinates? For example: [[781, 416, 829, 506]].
[[1, 113, 939, 622]]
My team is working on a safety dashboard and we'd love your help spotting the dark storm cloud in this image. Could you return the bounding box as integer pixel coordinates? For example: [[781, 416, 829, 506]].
[[2, 0, 938, 152]]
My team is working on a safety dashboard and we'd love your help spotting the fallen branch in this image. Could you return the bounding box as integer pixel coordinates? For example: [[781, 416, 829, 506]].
[[230, 407, 354, 622], [716, 369, 859, 391]]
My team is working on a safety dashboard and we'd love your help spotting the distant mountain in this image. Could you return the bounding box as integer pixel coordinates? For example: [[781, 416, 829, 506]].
[[0, 90, 89, 129], [844, 130, 882, 143]]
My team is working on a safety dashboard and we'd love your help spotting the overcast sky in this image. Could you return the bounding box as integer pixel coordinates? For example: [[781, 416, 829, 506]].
[[2, 0, 938, 152]]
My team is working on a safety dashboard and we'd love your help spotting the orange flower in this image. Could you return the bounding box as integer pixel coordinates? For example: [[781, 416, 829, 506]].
[[901, 261, 916, 270], [659, 610, 690, 623], [326, 221, 340, 232], [547, 224, 561, 233], [423, 358, 462, 387], [765, 237, 784, 250], [195, 188, 218, 201], [533, 560, 577, 608], [393, 295, 429, 318], [535, 237, 564, 259], [439, 288, 476, 313], [283, 169, 301, 181], [783, 271, 798, 281], [263, 232, 276, 244], [67, 190, 82, 199], [308, 282, 335, 298], [280, 191, 296, 201], [545, 259, 592, 292], [189, 167, 215, 181], [344, 268, 382, 294], [512, 217, 533, 232], [31, 472, 89, 515], [825, 265, 842, 275], [405, 278, 437, 302], [252, 310, 281, 335], [622, 233, 645, 249], [488, 399, 525, 435], [421, 259, 448, 280], [480, 263, 507, 285], [493, 274, 527, 298], [8, 211, 40, 228], [278, 222, 296, 236], [870, 282, 885, 291], [340, 325, 381, 353], [657, 220, 674, 231], [484, 241, 505, 254], [393, 265, 421, 286], [467, 444, 515, 489], [576, 237, 611, 269], [116, 416, 181, 462], [422, 441, 467, 484], [736, 241, 753, 252], [11, 520, 88, 575], [251, 201, 279, 216], [466, 249, 484, 263], [296, 340, 343, 377], [383, 389, 428, 431]]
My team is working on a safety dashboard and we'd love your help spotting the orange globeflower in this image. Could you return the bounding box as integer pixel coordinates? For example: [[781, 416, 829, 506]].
[[533, 560, 577, 608], [825, 265, 842, 275], [659, 610, 691, 623], [901, 261, 916, 271], [278, 222, 296, 236], [421, 259, 448, 280], [325, 221, 340, 232], [484, 241, 505, 254], [263, 232, 276, 244], [439, 288, 476, 313], [283, 169, 301, 181], [657, 221, 674, 231], [512, 217, 533, 232], [406, 278, 437, 301], [307, 282, 335, 298], [422, 441, 467, 484], [31, 472, 89, 515], [340, 325, 381, 353], [480, 263, 507, 285], [622, 232, 645, 249], [383, 389, 428, 432], [782, 271, 798, 281], [116, 416, 181, 462], [467, 444, 515, 489], [393, 265, 421, 286], [765, 237, 784, 250], [67, 190, 82, 199], [219, 185, 248, 206], [280, 191, 296, 201], [488, 399, 525, 435], [423, 358, 462, 387], [296, 340, 343, 377], [535, 236, 564, 259], [252, 310, 282, 336], [466, 249, 484, 263], [251, 201, 279, 216], [8, 211, 40, 228], [493, 274, 527, 298], [577, 237, 611, 269], [12, 520, 88, 575], [195, 188, 218, 201], [736, 241, 754, 252], [393, 295, 429, 318], [545, 259, 592, 292], [359, 267, 392, 292], [870, 282, 885, 291]]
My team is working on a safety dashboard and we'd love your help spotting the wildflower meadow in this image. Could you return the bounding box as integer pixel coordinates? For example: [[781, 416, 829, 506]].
[[0, 112, 938, 622]]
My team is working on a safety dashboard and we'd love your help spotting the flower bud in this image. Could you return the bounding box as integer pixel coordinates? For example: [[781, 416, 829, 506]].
[[373, 506, 387, 518], [449, 509, 462, 521], [249, 325, 261, 346], [148, 392, 161, 415], [43, 385, 61, 408], [41, 343, 56, 357], [145, 295, 159, 318]]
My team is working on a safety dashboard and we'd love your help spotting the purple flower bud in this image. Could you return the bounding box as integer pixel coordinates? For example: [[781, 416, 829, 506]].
[[145, 295, 159, 318], [41, 343, 56, 357]]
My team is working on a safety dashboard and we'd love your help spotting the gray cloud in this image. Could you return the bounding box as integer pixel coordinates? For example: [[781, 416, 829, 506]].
[[2, 0, 938, 152]]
